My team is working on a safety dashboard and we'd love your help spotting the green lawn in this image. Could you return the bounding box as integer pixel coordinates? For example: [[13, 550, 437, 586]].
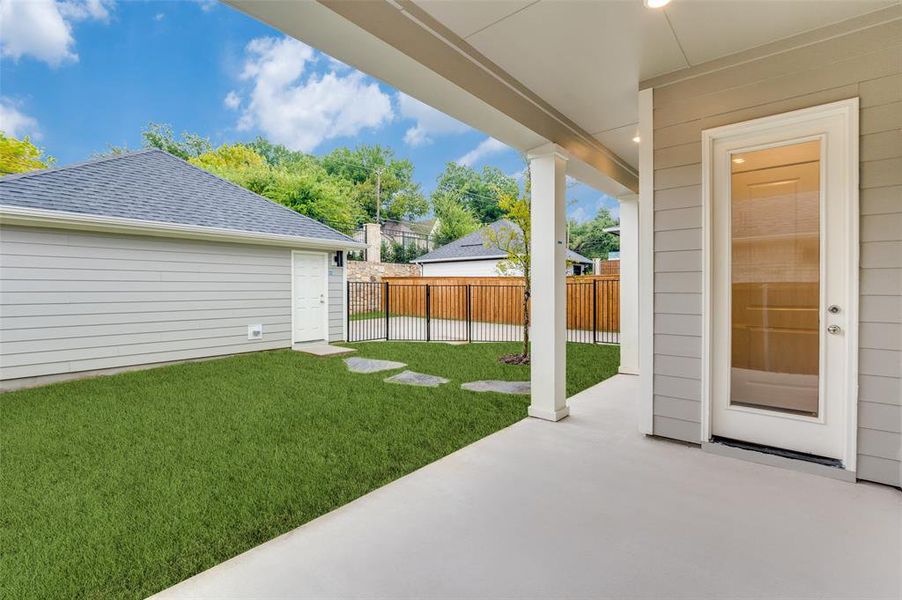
[[1, 342, 619, 599]]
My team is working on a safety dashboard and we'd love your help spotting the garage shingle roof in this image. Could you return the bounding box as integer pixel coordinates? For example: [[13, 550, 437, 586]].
[[414, 220, 592, 264], [0, 149, 355, 244]]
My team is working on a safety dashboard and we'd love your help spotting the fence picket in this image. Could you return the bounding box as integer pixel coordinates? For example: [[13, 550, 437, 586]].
[[347, 276, 620, 344]]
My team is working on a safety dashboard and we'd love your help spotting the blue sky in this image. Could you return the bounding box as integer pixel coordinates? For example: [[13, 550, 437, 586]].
[[0, 0, 618, 222]]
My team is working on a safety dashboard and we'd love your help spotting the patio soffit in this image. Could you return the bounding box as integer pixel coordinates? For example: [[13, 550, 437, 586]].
[[224, 0, 897, 194]]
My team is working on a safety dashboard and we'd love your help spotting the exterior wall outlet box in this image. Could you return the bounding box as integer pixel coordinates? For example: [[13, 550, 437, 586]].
[[248, 324, 263, 340]]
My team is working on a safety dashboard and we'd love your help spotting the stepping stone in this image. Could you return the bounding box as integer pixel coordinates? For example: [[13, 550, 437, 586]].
[[293, 343, 356, 357], [384, 370, 450, 387], [461, 380, 530, 395], [344, 357, 406, 374]]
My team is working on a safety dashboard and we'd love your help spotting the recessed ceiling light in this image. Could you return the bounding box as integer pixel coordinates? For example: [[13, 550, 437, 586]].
[[644, 0, 671, 8], [732, 157, 745, 164], [632, 136, 641, 143]]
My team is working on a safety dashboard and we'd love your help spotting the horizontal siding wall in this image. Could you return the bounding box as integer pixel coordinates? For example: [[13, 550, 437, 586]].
[[0, 226, 299, 380], [650, 18, 902, 485], [327, 257, 345, 342]]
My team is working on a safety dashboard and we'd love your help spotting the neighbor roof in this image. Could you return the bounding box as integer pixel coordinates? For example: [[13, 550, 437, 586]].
[[413, 220, 592, 264], [0, 149, 355, 245]]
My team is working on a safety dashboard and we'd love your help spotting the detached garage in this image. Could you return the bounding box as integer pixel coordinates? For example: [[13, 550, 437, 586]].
[[0, 149, 363, 390]]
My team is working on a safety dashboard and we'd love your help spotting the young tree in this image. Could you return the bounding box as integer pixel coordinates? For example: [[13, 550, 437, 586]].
[[0, 134, 54, 175], [483, 176, 532, 364]]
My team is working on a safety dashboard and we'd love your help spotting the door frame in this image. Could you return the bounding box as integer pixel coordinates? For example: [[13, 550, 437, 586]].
[[290, 250, 330, 344], [700, 98, 859, 471]]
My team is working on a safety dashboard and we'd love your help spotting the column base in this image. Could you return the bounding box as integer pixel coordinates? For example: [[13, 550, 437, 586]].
[[618, 366, 639, 375], [527, 405, 570, 422]]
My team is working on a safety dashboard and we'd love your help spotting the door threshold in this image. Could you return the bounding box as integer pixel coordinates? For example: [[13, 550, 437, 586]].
[[702, 438, 855, 482]]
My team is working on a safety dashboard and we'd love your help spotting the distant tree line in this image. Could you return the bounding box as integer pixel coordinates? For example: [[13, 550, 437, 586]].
[[0, 125, 618, 260]]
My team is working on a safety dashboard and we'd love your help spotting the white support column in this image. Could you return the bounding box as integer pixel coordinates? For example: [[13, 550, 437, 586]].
[[527, 144, 569, 422], [638, 87, 655, 435], [618, 193, 639, 375]]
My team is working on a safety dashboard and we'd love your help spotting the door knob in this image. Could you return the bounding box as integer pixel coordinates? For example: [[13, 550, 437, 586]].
[[827, 324, 841, 335]]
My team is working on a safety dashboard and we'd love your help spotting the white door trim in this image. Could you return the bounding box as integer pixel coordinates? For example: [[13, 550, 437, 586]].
[[700, 98, 859, 471], [291, 250, 330, 344]]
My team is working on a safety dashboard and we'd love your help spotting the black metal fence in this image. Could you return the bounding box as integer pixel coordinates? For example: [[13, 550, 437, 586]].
[[347, 280, 620, 345]]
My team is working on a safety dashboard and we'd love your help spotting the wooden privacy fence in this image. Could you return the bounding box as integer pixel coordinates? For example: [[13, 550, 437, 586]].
[[347, 276, 620, 344]]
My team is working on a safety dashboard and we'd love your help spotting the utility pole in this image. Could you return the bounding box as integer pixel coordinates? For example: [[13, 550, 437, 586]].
[[374, 168, 382, 223]]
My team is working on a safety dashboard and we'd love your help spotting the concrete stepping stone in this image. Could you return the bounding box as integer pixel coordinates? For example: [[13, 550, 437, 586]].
[[344, 357, 406, 374], [461, 380, 530, 395], [384, 370, 450, 387]]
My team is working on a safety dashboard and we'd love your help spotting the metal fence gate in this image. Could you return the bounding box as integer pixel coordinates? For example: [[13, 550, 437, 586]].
[[347, 280, 620, 345]]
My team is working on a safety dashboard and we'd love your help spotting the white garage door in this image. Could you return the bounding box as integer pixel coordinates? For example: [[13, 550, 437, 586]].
[[292, 251, 327, 343]]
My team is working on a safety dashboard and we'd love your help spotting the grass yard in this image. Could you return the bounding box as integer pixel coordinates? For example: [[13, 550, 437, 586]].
[[1, 342, 619, 599]]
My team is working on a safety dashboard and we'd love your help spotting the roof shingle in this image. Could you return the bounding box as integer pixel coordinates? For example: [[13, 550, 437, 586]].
[[0, 149, 355, 244], [414, 220, 592, 264]]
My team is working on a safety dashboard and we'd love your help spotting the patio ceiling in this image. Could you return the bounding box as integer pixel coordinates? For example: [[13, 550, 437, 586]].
[[225, 0, 895, 193]]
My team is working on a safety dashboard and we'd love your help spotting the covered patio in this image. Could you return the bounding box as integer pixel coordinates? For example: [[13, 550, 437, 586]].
[[156, 373, 901, 598]]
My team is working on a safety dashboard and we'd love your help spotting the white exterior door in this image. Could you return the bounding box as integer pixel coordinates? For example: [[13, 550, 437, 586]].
[[292, 251, 327, 343], [704, 100, 858, 466]]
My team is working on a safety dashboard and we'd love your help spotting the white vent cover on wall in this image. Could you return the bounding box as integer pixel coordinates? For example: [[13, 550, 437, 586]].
[[247, 324, 263, 340]]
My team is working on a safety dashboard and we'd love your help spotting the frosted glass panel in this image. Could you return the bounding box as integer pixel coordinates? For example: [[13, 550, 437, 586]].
[[730, 140, 820, 416]]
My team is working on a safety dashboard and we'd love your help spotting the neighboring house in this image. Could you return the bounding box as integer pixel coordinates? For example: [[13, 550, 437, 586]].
[[413, 220, 592, 276], [0, 149, 363, 390]]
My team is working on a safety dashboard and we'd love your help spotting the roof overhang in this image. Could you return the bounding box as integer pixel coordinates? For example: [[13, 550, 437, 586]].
[[413, 255, 507, 264], [0, 206, 366, 251], [224, 0, 637, 196]]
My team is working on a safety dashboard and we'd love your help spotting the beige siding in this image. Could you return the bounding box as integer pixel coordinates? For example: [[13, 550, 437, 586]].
[[0, 226, 345, 381], [650, 19, 902, 484]]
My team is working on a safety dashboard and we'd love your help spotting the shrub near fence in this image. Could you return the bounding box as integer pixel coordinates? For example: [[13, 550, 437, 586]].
[[348, 276, 620, 344]]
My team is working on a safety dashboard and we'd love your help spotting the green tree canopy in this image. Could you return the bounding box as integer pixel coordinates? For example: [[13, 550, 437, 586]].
[[141, 123, 212, 160], [0, 133, 55, 175], [245, 137, 309, 167], [431, 163, 519, 224], [432, 194, 480, 246], [189, 143, 364, 233], [321, 145, 427, 222], [568, 207, 619, 260]]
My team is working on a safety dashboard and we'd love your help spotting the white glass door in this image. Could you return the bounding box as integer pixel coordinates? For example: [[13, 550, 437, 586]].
[[705, 100, 858, 465]]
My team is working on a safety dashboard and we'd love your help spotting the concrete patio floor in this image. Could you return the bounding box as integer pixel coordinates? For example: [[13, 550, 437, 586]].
[[155, 375, 901, 599]]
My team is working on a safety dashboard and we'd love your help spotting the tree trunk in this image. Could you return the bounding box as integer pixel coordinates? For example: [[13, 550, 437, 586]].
[[522, 282, 530, 358]]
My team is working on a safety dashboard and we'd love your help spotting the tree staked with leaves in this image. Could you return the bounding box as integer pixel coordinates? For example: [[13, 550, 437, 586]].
[[0, 134, 55, 175], [482, 171, 532, 364]]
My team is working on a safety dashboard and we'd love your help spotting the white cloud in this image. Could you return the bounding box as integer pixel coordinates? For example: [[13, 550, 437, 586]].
[[0, 99, 40, 139], [153, 12, 165, 21], [397, 92, 469, 147], [59, 0, 111, 21], [195, 0, 217, 12], [223, 90, 241, 110], [0, 0, 112, 66], [456, 137, 508, 167], [233, 36, 393, 152], [569, 205, 588, 223]]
